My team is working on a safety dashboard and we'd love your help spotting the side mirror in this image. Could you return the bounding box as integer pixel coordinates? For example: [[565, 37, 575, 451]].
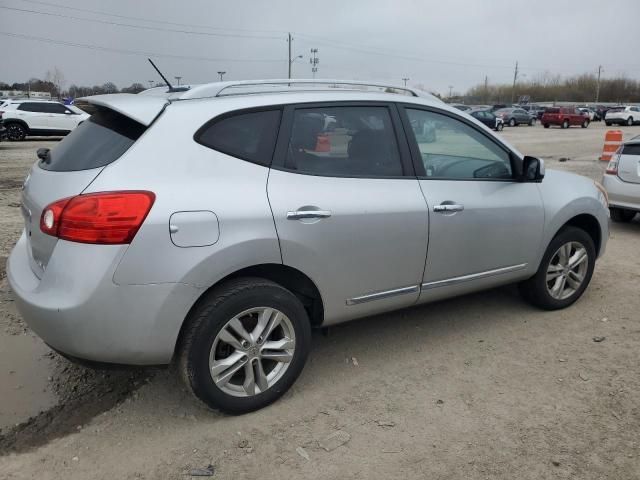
[[522, 156, 545, 182], [65, 110, 73, 114]]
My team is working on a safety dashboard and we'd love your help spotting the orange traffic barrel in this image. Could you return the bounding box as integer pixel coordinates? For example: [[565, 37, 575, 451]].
[[600, 130, 623, 161], [315, 134, 330, 152]]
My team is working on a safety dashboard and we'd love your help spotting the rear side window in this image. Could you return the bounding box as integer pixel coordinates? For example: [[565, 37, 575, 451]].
[[195, 109, 281, 166], [18, 102, 48, 113], [621, 144, 640, 155], [284, 106, 403, 177], [546, 108, 560, 113], [40, 108, 146, 172]]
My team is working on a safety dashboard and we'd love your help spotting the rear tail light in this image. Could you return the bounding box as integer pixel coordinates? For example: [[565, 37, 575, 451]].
[[40, 191, 155, 244], [605, 152, 620, 175]]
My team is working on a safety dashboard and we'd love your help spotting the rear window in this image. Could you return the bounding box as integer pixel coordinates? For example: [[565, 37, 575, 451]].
[[608, 107, 624, 112], [195, 109, 282, 166], [39, 108, 146, 172], [621, 144, 640, 155]]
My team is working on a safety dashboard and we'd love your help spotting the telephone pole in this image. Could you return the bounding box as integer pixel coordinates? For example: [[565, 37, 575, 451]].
[[287, 32, 292, 79], [595, 65, 603, 104], [174, 76, 182, 86], [217, 71, 226, 81], [511, 61, 519, 104], [402, 77, 409, 87], [448, 85, 453, 99], [310, 48, 319, 79], [484, 75, 488, 102]]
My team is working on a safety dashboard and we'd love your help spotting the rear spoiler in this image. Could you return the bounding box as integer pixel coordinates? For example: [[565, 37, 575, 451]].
[[75, 94, 169, 126]]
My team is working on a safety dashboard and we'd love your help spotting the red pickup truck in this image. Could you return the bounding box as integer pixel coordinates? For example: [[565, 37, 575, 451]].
[[542, 107, 590, 129]]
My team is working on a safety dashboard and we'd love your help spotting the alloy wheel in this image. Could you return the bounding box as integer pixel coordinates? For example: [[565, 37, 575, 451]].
[[546, 241, 589, 300], [7, 124, 26, 141], [209, 307, 296, 397]]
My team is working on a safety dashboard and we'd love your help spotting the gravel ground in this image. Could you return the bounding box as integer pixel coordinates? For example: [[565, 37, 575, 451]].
[[0, 123, 639, 479]]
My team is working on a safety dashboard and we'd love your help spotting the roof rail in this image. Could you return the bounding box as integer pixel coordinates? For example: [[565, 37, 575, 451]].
[[174, 79, 437, 101]]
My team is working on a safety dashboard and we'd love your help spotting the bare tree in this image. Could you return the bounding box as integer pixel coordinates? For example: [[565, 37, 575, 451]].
[[45, 67, 66, 99]]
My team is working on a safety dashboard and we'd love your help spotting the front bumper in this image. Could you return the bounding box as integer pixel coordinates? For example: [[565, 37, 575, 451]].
[[602, 174, 640, 211], [6, 232, 203, 365], [605, 117, 626, 124]]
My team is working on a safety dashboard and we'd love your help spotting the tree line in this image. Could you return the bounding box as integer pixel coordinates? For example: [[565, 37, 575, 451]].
[[464, 72, 640, 105]]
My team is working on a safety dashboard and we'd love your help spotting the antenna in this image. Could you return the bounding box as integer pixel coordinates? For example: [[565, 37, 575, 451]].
[[148, 58, 173, 90]]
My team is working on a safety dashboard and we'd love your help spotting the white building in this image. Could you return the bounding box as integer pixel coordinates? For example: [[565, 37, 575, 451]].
[[0, 90, 52, 99]]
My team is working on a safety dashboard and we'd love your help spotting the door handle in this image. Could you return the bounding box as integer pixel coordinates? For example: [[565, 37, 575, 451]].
[[287, 210, 332, 220], [433, 204, 464, 213]]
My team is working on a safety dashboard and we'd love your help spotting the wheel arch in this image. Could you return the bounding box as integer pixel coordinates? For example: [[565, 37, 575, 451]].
[[556, 213, 602, 256], [3, 118, 30, 132], [173, 263, 325, 358]]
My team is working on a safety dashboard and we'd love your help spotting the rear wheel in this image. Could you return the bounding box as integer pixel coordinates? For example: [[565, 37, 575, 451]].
[[543, 123, 550, 129], [6, 123, 27, 141], [509, 118, 516, 127], [581, 119, 589, 128], [179, 278, 311, 414], [495, 122, 504, 131], [529, 118, 535, 126], [519, 226, 595, 310], [562, 120, 570, 129], [610, 207, 636, 223], [627, 117, 634, 126], [605, 122, 612, 126]]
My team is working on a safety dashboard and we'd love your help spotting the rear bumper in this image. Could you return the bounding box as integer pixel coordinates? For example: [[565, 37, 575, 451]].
[[6, 232, 203, 365], [601, 174, 640, 211], [604, 117, 626, 124]]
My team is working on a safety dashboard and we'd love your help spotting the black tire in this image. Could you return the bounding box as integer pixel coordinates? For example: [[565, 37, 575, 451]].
[[543, 123, 550, 129], [627, 117, 634, 126], [562, 120, 569, 129], [581, 119, 589, 128], [6, 123, 27, 141], [509, 118, 516, 127], [605, 122, 612, 126], [610, 207, 636, 223], [519, 226, 596, 310], [179, 277, 311, 414], [495, 122, 504, 131]]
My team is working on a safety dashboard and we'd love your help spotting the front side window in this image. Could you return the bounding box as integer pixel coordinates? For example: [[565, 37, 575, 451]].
[[284, 106, 403, 177], [196, 109, 282, 166], [406, 108, 512, 180]]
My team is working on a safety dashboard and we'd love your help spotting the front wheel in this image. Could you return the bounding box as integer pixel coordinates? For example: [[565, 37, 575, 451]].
[[509, 118, 516, 127], [543, 123, 550, 129], [6, 123, 27, 141], [627, 117, 634, 126], [495, 122, 504, 131], [582, 120, 589, 128], [529, 118, 535, 126], [519, 227, 595, 310], [179, 278, 311, 414], [562, 120, 570, 129], [610, 207, 636, 222]]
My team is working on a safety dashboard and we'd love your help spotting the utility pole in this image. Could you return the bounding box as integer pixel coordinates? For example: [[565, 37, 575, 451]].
[[595, 65, 603, 104], [511, 61, 519, 104], [402, 77, 409, 87], [217, 71, 226, 81], [287, 32, 292, 79], [484, 75, 488, 102], [148, 80, 154, 89], [448, 85, 453, 99], [174, 76, 182, 86], [310, 48, 319, 79]]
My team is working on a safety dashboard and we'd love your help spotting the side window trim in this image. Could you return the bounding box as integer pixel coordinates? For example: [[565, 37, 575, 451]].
[[193, 106, 283, 167], [398, 104, 521, 181], [271, 101, 416, 179]]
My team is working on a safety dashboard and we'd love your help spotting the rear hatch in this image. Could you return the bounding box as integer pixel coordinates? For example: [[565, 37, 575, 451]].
[[542, 107, 561, 121], [617, 142, 640, 184], [21, 104, 155, 278]]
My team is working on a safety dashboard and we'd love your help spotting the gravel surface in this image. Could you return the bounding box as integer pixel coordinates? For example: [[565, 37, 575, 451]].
[[0, 124, 639, 479]]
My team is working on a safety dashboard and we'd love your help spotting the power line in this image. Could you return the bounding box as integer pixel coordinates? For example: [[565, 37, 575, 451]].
[[0, 31, 286, 63], [13, 0, 288, 35], [0, 5, 284, 40]]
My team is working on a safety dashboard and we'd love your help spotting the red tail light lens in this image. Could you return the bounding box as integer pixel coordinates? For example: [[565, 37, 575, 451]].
[[40, 191, 155, 244], [605, 158, 618, 175]]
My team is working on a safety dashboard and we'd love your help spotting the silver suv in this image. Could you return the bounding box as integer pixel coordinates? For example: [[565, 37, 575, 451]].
[[7, 80, 610, 413]]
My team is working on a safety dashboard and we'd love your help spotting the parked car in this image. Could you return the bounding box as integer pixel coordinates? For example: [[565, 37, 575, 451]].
[[469, 109, 504, 131], [0, 99, 89, 141], [541, 107, 589, 129], [0, 112, 6, 141], [489, 104, 510, 112], [7, 79, 609, 413], [605, 106, 640, 126], [450, 103, 471, 112], [495, 107, 535, 126], [601, 134, 640, 222], [578, 108, 595, 121]]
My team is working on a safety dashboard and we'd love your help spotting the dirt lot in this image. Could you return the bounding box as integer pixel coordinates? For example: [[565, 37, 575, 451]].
[[1, 123, 639, 479]]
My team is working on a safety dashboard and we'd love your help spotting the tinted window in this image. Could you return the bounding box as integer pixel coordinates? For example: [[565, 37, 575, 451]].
[[285, 106, 402, 177], [622, 144, 640, 155], [40, 108, 146, 172], [41, 103, 69, 114], [17, 102, 49, 113], [406, 108, 512, 180], [546, 108, 560, 113], [196, 109, 281, 166]]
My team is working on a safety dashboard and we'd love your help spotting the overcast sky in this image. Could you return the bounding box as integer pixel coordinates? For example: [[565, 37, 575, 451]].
[[1, 0, 639, 95]]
